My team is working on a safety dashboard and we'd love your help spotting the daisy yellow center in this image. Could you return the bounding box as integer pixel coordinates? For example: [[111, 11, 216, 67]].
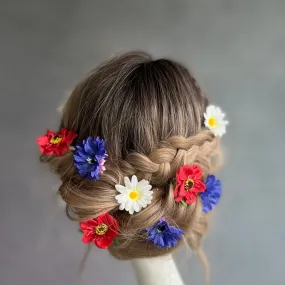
[[184, 178, 194, 191], [208, 117, 217, 128], [129, 189, 139, 201], [95, 223, 108, 235], [50, 135, 62, 144]]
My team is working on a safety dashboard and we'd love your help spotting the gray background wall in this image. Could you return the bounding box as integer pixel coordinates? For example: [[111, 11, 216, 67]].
[[1, 0, 284, 284]]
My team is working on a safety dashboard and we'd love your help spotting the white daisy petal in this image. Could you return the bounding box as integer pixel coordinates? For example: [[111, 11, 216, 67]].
[[142, 185, 152, 192], [115, 194, 128, 203], [115, 185, 127, 193], [119, 203, 125, 210], [131, 175, 138, 187], [218, 112, 225, 120], [125, 200, 131, 211], [124, 177, 132, 188], [137, 179, 148, 187], [137, 200, 146, 207], [114, 175, 153, 215], [206, 105, 216, 114], [129, 207, 135, 215], [133, 202, 140, 212], [115, 194, 122, 200]]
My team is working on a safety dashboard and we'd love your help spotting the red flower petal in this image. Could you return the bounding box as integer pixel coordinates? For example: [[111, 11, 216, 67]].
[[174, 192, 183, 202], [65, 130, 78, 144], [59, 128, 67, 136], [176, 165, 193, 182], [40, 147, 53, 156], [82, 232, 95, 244], [36, 135, 49, 146], [174, 182, 186, 202], [191, 164, 203, 180], [192, 180, 206, 193], [54, 142, 69, 155], [46, 130, 56, 140], [184, 191, 197, 204], [80, 219, 97, 230], [98, 213, 117, 226], [94, 237, 114, 249]]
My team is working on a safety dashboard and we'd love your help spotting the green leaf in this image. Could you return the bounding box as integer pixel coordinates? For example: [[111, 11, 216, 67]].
[[113, 238, 120, 245], [181, 200, 188, 208], [78, 229, 83, 233], [172, 179, 176, 188]]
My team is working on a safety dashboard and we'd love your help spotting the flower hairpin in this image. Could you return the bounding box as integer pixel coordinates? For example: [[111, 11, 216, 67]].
[[174, 164, 206, 207], [146, 218, 184, 248], [173, 164, 222, 212], [204, 105, 228, 137], [115, 175, 153, 215], [74, 136, 108, 181], [37, 128, 77, 156], [80, 213, 119, 249]]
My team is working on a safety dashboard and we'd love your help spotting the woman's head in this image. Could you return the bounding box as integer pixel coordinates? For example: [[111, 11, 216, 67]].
[[43, 51, 222, 259]]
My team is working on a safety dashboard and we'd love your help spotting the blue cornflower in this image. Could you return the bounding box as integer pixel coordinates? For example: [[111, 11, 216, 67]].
[[146, 218, 184, 248], [74, 136, 107, 180], [200, 175, 222, 213]]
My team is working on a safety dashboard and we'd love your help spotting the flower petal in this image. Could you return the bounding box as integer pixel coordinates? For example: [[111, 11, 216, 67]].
[[133, 202, 140, 212], [94, 237, 113, 249], [119, 203, 125, 210], [131, 175, 138, 187], [193, 180, 206, 193], [124, 177, 132, 188], [115, 185, 127, 193], [37, 136, 49, 146], [74, 155, 87, 163]]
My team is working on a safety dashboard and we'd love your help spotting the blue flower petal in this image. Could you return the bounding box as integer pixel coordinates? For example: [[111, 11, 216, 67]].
[[84, 137, 94, 154], [201, 175, 222, 213], [206, 175, 215, 185], [74, 154, 87, 163], [76, 150, 89, 160], [90, 168, 99, 179], [146, 219, 184, 248]]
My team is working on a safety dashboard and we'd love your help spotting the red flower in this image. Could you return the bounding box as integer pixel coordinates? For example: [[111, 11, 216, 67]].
[[174, 164, 206, 205], [37, 128, 77, 156], [80, 213, 119, 249]]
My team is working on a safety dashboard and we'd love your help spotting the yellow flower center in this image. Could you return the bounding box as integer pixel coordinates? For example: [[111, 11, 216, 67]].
[[50, 135, 62, 144], [208, 117, 217, 128], [184, 178, 194, 191], [95, 223, 108, 235], [129, 189, 139, 200]]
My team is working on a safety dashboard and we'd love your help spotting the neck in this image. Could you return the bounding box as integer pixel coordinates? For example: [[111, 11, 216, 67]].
[[132, 254, 184, 285]]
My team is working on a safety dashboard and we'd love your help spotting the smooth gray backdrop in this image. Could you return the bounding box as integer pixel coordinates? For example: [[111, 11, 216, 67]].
[[1, 0, 284, 284]]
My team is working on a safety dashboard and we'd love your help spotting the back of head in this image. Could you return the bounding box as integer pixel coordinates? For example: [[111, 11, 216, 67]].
[[42, 51, 221, 259]]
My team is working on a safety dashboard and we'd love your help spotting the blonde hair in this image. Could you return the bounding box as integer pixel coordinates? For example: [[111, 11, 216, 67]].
[[43, 52, 220, 263]]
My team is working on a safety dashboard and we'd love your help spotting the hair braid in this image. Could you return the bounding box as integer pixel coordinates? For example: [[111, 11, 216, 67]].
[[120, 130, 218, 185]]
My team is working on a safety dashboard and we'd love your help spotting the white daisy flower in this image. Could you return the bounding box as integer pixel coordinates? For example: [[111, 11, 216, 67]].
[[115, 175, 153, 215], [204, 105, 229, 137]]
